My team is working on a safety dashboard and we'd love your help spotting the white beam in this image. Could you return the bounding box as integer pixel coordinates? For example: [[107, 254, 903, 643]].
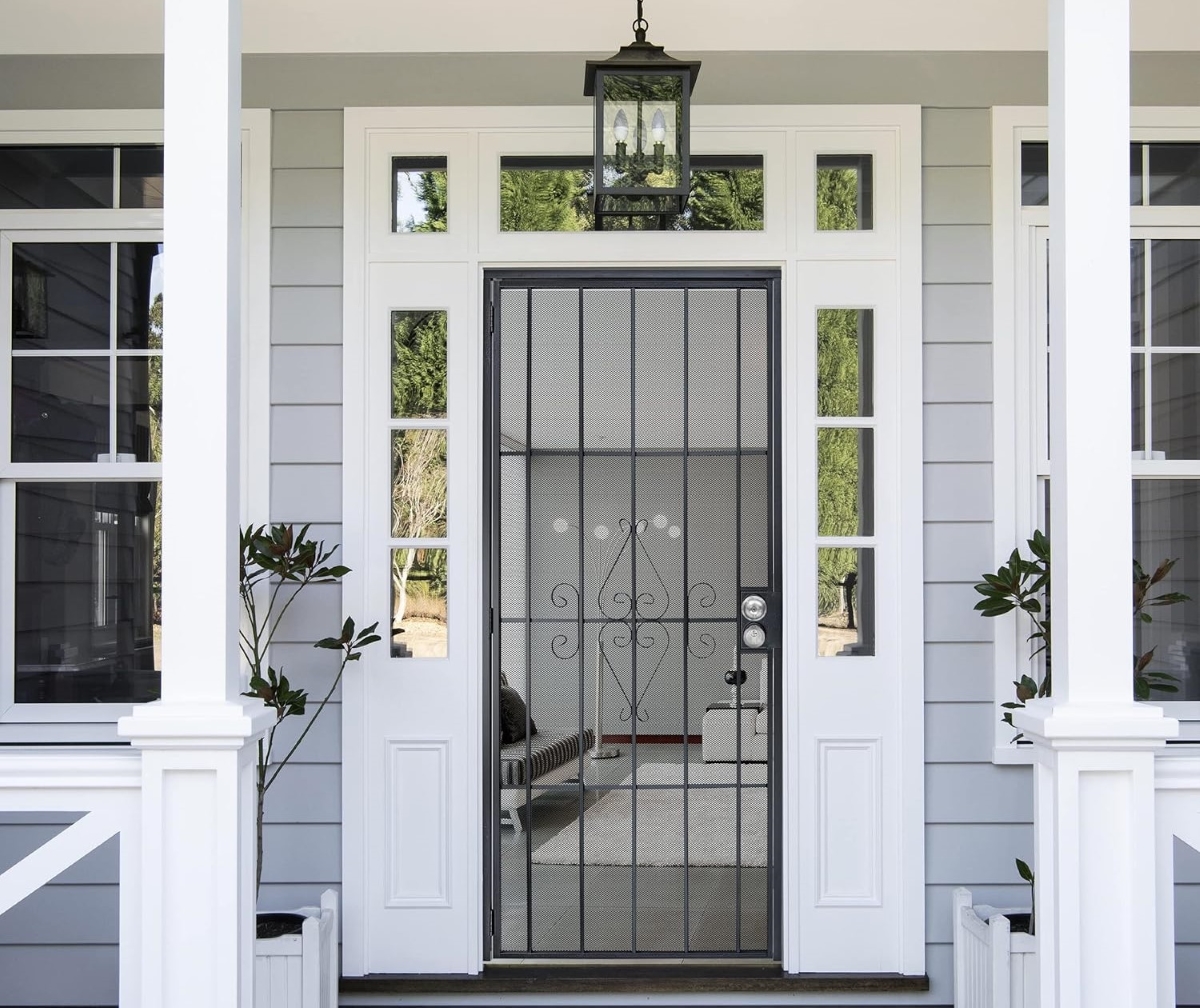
[[1013, 1, 1176, 1006]]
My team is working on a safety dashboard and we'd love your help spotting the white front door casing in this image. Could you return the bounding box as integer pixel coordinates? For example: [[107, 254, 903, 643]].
[[340, 105, 925, 977]]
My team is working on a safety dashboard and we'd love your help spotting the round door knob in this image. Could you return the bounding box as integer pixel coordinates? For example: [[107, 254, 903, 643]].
[[742, 623, 766, 649], [741, 594, 767, 622]]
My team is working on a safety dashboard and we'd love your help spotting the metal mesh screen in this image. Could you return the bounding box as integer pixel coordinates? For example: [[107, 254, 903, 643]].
[[492, 274, 777, 957]]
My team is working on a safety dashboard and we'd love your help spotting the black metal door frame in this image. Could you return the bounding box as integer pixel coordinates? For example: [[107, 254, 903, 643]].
[[483, 267, 782, 960]]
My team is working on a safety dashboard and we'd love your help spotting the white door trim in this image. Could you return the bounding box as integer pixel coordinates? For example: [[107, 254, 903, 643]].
[[341, 104, 924, 977]]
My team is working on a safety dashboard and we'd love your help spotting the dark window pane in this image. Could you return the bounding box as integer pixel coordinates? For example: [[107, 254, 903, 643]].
[[0, 146, 112, 209], [393, 156, 447, 233], [1132, 353, 1145, 453], [816, 154, 873, 230], [116, 243, 162, 349], [1133, 480, 1200, 700], [15, 482, 161, 704], [1150, 239, 1200, 346], [117, 356, 162, 462], [119, 146, 163, 208], [1131, 143, 1145, 205], [12, 356, 108, 462], [1131, 240, 1145, 346], [1150, 353, 1200, 459], [12, 243, 110, 350], [1021, 142, 1048, 206], [1149, 143, 1200, 205]]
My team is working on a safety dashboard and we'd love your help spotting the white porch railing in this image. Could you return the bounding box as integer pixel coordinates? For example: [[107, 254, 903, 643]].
[[0, 748, 142, 1006], [954, 747, 1200, 1008]]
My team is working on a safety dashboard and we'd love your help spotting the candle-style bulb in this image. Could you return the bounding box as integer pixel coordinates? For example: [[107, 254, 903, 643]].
[[651, 108, 667, 143], [612, 108, 629, 143]]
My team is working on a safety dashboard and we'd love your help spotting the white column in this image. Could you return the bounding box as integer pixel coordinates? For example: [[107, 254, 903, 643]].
[[1012, 1, 1176, 1006], [117, 0, 271, 1005]]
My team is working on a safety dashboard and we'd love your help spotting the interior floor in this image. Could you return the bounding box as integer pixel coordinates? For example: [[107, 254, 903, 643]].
[[497, 743, 770, 956]]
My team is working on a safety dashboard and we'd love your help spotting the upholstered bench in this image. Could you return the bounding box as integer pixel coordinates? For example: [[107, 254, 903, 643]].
[[499, 729, 594, 832]]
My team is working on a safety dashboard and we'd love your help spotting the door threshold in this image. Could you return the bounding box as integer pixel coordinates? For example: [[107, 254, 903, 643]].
[[341, 964, 930, 996]]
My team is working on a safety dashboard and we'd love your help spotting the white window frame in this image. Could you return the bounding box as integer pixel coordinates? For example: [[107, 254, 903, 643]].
[[0, 109, 271, 738], [992, 106, 1200, 762], [342, 104, 925, 978]]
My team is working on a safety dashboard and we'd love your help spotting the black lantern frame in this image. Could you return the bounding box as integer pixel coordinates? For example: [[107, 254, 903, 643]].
[[583, 4, 700, 229]]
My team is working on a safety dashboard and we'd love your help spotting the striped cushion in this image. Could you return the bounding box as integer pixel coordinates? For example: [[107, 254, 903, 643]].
[[499, 730, 594, 788]]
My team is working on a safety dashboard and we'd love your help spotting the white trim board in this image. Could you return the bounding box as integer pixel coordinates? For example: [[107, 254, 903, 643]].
[[341, 104, 925, 979], [991, 106, 1200, 762], [0, 109, 271, 737]]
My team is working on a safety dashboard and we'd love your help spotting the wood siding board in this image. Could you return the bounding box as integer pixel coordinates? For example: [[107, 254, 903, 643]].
[[267, 707, 341, 764], [923, 344, 993, 404], [271, 345, 343, 405], [0, 945, 118, 1005], [925, 642, 995, 702], [923, 224, 992, 284], [271, 286, 344, 345], [271, 227, 343, 286], [923, 463, 993, 521], [0, 831, 117, 884], [924, 702, 999, 763], [268, 642, 346, 699], [272, 111, 345, 169], [923, 522, 994, 582], [925, 823, 1035, 884], [923, 283, 993, 343], [270, 464, 342, 523], [922, 108, 991, 167], [925, 764, 1033, 824], [0, 884, 118, 944], [271, 405, 343, 462], [262, 764, 341, 824], [272, 168, 344, 227], [923, 404, 993, 462], [259, 824, 341, 884], [922, 167, 991, 225]]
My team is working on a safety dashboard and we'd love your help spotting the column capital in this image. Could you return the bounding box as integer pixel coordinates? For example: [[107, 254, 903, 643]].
[[118, 697, 274, 751], [1013, 697, 1177, 751]]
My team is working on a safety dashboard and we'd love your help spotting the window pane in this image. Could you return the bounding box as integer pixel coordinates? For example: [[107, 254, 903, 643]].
[[393, 156, 447, 233], [392, 429, 447, 538], [391, 548, 447, 658], [1131, 240, 1145, 346], [12, 243, 111, 350], [117, 357, 162, 462], [817, 428, 874, 537], [1150, 239, 1200, 346], [119, 146, 164, 209], [391, 310, 447, 418], [817, 546, 874, 656], [12, 356, 109, 462], [0, 146, 113, 209], [816, 155, 872, 230], [1132, 353, 1145, 453], [1150, 353, 1200, 459], [117, 243, 163, 349], [1131, 143, 1145, 205], [1149, 143, 1200, 205], [1021, 142, 1049, 206], [817, 308, 873, 417], [1133, 480, 1200, 700], [15, 482, 161, 704], [497, 155, 765, 232]]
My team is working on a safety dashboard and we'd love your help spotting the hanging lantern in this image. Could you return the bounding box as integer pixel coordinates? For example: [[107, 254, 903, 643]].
[[583, 1, 700, 229]]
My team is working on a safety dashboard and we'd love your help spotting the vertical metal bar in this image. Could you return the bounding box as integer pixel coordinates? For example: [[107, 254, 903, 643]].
[[769, 276, 782, 959], [1143, 239, 1153, 453], [523, 285, 534, 954], [628, 284, 638, 953], [485, 278, 500, 959], [734, 286, 743, 954], [108, 243, 119, 457], [681, 286, 691, 954], [577, 286, 586, 953]]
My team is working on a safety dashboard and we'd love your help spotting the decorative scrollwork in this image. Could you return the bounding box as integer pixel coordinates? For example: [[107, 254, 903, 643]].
[[688, 629, 717, 659], [551, 631, 579, 661], [687, 582, 717, 612], [549, 582, 579, 617]]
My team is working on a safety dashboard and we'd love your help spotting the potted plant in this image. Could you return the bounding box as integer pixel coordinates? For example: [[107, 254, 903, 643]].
[[239, 524, 380, 1007]]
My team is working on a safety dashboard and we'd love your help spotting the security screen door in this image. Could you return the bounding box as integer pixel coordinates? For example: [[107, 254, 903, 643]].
[[486, 271, 780, 958]]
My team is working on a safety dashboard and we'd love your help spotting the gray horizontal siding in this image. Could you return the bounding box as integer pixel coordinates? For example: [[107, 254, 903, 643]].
[[261, 111, 347, 925]]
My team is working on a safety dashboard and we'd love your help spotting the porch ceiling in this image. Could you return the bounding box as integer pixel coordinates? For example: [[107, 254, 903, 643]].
[[4, 0, 1199, 55]]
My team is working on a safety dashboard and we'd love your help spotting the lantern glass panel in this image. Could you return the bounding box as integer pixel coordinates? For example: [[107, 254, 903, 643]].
[[599, 72, 685, 194]]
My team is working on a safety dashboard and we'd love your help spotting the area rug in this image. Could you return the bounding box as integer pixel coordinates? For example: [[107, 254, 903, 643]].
[[530, 762, 768, 868]]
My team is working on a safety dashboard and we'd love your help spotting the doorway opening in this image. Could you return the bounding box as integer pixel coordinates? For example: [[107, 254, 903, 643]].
[[485, 269, 781, 957]]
